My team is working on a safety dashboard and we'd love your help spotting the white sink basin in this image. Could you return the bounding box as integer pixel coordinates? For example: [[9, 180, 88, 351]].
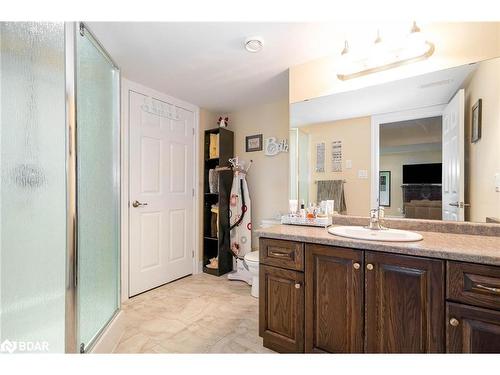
[[328, 226, 423, 242]]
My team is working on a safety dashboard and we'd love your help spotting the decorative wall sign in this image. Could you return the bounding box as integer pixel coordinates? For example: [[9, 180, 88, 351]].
[[316, 142, 325, 172], [245, 134, 263, 152], [331, 140, 342, 172], [141, 97, 179, 120], [264, 137, 289, 156], [379, 171, 391, 207], [471, 98, 482, 143]]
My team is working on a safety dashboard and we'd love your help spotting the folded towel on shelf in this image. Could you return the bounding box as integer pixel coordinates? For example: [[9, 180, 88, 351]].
[[209, 133, 219, 159], [317, 180, 346, 214]]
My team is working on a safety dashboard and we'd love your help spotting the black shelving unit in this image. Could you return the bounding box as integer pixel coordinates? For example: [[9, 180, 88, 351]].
[[203, 127, 234, 276]]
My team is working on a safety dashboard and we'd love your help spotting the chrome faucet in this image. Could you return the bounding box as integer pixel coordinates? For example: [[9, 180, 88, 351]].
[[366, 207, 386, 230]]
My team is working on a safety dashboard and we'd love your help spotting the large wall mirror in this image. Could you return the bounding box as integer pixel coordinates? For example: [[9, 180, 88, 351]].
[[289, 57, 500, 224]]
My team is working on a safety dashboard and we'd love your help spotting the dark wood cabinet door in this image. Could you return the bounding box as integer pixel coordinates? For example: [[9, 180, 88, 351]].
[[365, 251, 445, 353], [259, 264, 304, 352], [305, 244, 364, 353], [447, 302, 500, 353]]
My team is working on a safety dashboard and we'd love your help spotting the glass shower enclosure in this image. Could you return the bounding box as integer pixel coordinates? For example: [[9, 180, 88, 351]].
[[0, 22, 120, 353]]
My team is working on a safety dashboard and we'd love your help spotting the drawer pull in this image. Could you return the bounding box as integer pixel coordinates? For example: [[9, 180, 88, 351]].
[[294, 283, 301, 289], [353, 262, 360, 270], [449, 318, 460, 327], [269, 251, 290, 258], [476, 284, 500, 294], [366, 263, 374, 271]]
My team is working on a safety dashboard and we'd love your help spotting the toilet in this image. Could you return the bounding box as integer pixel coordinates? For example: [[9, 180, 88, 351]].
[[244, 250, 259, 298]]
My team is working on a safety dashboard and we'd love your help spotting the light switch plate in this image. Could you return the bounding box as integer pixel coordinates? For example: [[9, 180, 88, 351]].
[[358, 169, 368, 179], [495, 173, 500, 192], [346, 160, 352, 169]]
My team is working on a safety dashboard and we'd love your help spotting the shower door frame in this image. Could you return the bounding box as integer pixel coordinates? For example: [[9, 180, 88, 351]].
[[64, 21, 122, 354]]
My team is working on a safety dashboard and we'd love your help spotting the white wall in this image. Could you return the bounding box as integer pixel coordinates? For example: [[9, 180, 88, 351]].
[[227, 98, 290, 249], [464, 58, 500, 222]]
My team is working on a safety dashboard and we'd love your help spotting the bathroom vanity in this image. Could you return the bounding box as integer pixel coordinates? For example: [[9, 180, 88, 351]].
[[257, 225, 500, 353]]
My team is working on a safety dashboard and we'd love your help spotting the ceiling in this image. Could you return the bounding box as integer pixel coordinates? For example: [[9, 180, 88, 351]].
[[290, 63, 477, 127], [87, 22, 348, 113], [380, 116, 442, 151]]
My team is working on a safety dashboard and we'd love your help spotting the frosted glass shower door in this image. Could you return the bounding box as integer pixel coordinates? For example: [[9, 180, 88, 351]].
[[76, 25, 120, 352], [0, 22, 66, 353]]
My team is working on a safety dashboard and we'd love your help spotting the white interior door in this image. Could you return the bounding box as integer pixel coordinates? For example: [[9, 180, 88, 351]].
[[442, 89, 465, 221], [129, 90, 195, 296]]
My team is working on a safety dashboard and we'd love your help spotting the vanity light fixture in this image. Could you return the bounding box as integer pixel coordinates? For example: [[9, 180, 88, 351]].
[[337, 21, 435, 81], [244, 37, 264, 53]]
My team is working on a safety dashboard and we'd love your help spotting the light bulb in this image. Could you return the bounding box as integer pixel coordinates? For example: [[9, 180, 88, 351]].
[[405, 21, 428, 58], [338, 40, 355, 75], [368, 30, 387, 68]]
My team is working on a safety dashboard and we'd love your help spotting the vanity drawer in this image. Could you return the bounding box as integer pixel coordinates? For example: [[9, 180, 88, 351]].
[[260, 238, 304, 271], [447, 261, 500, 311]]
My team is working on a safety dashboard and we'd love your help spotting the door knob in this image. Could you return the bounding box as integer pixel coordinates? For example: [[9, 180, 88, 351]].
[[132, 200, 148, 208], [366, 263, 374, 271], [294, 283, 301, 289], [449, 202, 471, 208], [353, 262, 360, 270], [449, 318, 460, 327]]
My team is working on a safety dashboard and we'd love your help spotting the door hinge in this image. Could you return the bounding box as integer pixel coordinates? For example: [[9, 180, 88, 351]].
[[192, 188, 195, 197], [192, 128, 195, 136], [192, 250, 195, 258]]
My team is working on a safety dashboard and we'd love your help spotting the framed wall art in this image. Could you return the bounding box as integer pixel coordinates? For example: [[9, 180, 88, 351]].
[[245, 134, 263, 152]]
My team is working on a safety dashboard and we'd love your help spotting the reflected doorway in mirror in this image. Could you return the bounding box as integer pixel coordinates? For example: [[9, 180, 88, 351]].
[[379, 171, 391, 207]]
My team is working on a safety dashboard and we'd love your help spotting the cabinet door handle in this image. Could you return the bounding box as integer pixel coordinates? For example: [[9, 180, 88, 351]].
[[269, 251, 290, 258], [294, 283, 301, 289], [449, 318, 460, 327], [366, 263, 374, 271], [476, 284, 500, 294], [353, 262, 360, 270]]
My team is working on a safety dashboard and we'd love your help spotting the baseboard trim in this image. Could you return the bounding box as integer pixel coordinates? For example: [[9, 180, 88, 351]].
[[90, 310, 125, 353]]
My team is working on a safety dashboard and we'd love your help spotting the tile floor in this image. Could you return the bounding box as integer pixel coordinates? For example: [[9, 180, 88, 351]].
[[113, 273, 274, 353]]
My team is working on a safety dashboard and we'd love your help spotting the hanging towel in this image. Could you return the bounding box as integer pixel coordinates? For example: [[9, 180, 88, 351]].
[[317, 180, 347, 214]]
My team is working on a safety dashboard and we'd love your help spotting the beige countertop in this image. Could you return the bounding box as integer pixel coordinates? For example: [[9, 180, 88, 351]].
[[255, 224, 500, 266]]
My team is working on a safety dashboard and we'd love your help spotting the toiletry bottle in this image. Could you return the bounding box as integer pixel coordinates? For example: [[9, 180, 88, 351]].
[[300, 200, 306, 218], [307, 202, 315, 219]]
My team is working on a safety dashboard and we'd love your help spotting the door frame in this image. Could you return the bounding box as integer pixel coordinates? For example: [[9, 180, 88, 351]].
[[370, 104, 446, 209], [120, 78, 200, 302]]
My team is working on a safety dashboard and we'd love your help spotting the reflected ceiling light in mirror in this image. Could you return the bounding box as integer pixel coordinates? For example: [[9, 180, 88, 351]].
[[337, 21, 435, 81]]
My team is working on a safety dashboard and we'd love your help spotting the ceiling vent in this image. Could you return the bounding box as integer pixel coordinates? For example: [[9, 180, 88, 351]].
[[419, 79, 453, 89], [244, 37, 263, 53]]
